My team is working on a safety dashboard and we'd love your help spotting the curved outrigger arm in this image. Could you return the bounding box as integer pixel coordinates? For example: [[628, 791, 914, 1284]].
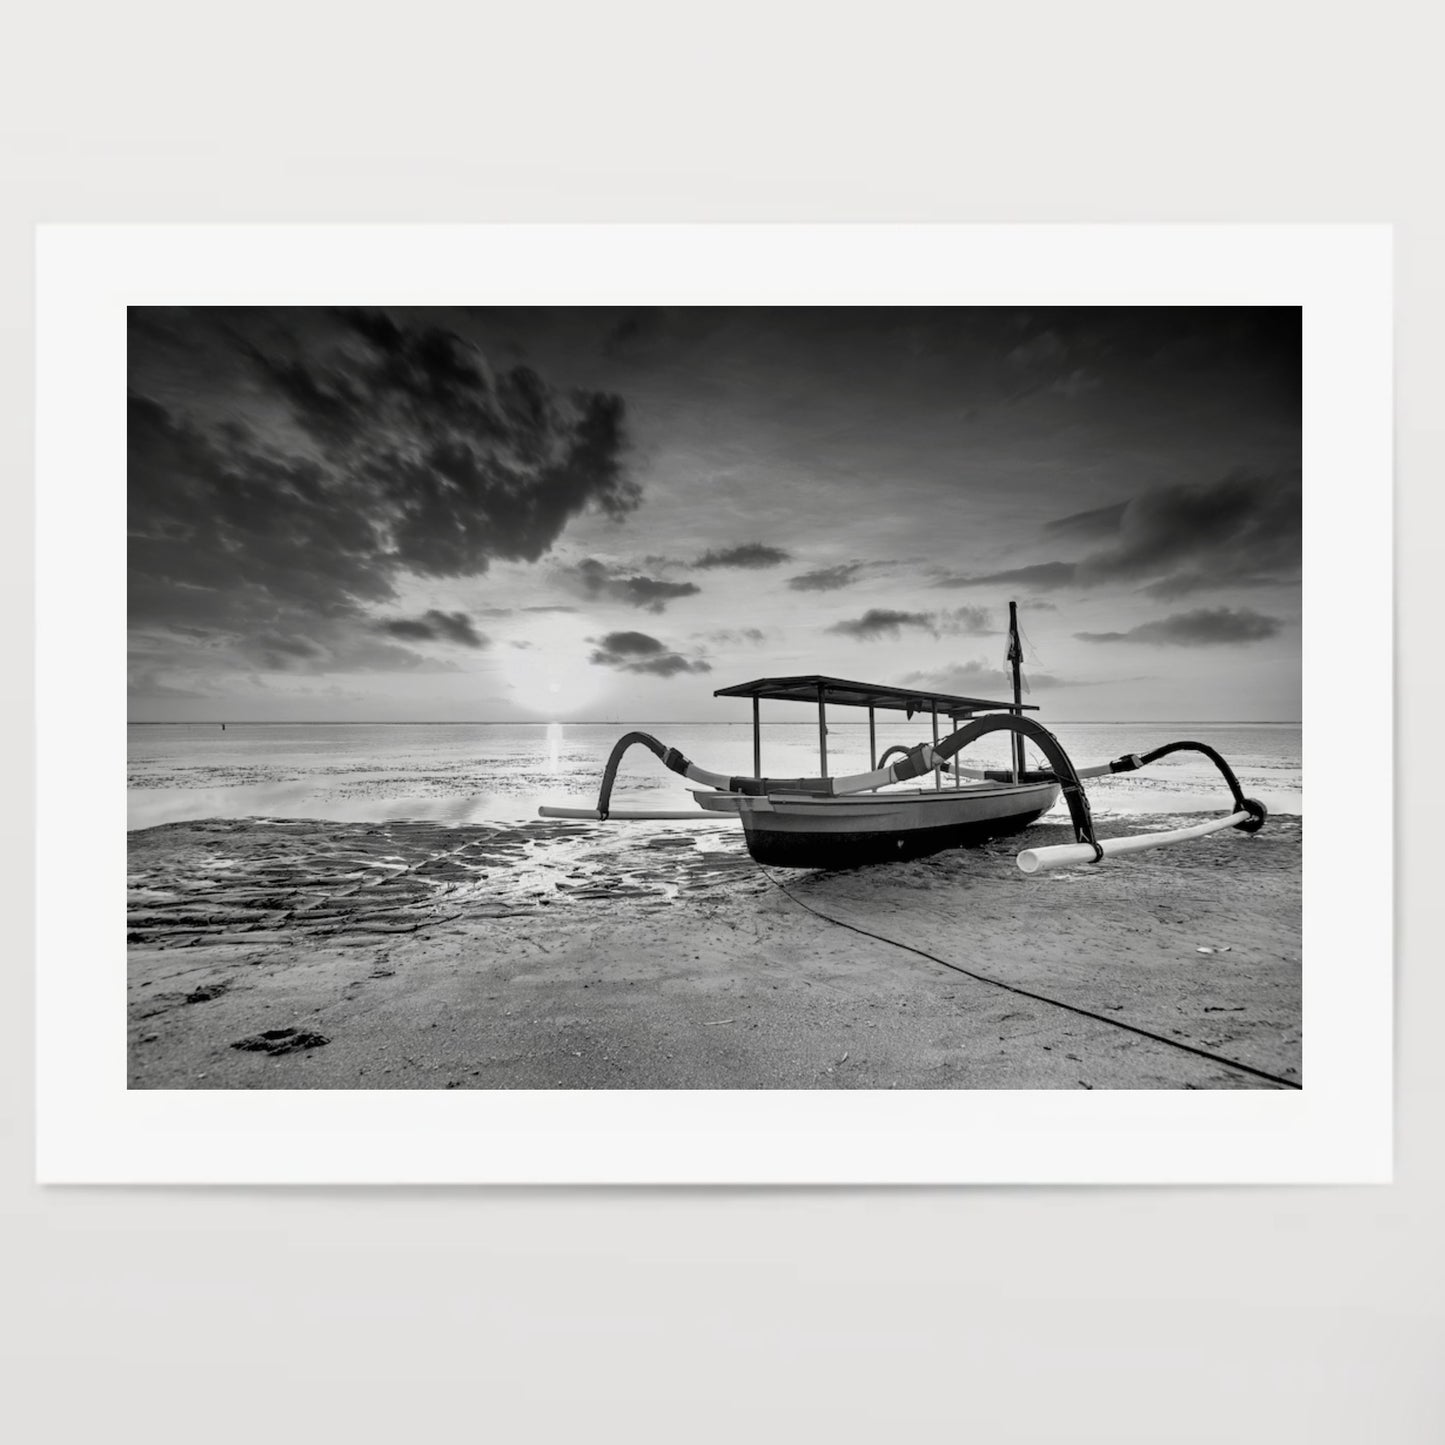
[[1013, 737, 1268, 872], [582, 717, 1104, 848], [551, 720, 1267, 873]]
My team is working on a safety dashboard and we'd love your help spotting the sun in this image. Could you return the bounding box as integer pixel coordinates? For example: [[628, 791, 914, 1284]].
[[500, 623, 607, 717]]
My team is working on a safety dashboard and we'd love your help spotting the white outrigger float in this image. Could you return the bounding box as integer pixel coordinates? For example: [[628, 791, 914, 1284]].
[[540, 603, 1267, 873]]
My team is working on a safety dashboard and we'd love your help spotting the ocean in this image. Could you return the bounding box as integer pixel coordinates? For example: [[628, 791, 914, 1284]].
[[127, 720, 1302, 832]]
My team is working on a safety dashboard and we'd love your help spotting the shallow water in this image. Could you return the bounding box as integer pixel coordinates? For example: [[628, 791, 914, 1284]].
[[128, 720, 1302, 831]]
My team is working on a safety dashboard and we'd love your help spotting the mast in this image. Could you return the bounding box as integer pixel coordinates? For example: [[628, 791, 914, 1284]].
[[1007, 600, 1024, 782]]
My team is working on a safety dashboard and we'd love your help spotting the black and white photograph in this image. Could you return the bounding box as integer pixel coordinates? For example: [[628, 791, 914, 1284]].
[[16, 2, 1441, 1433], [127, 304, 1302, 1090]]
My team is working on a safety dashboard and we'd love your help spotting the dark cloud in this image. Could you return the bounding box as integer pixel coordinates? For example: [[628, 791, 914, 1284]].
[[589, 630, 712, 677], [561, 557, 701, 613], [604, 314, 648, 357], [788, 563, 864, 592], [376, 609, 488, 648], [522, 604, 580, 614], [1076, 607, 1284, 647], [1044, 500, 1129, 540], [241, 309, 638, 576], [129, 622, 462, 684], [601, 310, 675, 363], [129, 308, 635, 671], [828, 609, 936, 640], [828, 606, 995, 641], [693, 543, 792, 570], [996, 308, 1298, 410], [934, 471, 1300, 599], [592, 631, 664, 657], [1077, 472, 1301, 598], [614, 577, 701, 611], [253, 632, 325, 660]]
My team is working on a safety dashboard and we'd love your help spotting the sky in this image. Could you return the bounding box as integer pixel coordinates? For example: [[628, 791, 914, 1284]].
[[128, 306, 1302, 723]]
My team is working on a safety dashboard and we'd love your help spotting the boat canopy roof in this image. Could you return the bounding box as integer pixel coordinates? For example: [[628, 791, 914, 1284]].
[[713, 674, 1035, 717]]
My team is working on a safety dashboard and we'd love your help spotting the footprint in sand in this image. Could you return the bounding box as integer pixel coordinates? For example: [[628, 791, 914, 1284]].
[[230, 1027, 330, 1056]]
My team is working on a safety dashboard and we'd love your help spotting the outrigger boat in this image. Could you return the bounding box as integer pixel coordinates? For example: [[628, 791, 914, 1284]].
[[540, 603, 1267, 873]]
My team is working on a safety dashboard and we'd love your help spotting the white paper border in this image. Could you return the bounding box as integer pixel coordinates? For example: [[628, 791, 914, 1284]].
[[36, 223, 1392, 1183]]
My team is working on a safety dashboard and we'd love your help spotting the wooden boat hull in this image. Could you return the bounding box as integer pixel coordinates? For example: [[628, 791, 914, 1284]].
[[729, 781, 1061, 869]]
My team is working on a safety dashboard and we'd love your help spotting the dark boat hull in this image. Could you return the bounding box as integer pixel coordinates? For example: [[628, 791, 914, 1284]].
[[735, 782, 1061, 870]]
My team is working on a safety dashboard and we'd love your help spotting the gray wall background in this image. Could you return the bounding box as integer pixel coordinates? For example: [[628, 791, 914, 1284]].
[[4, 5, 1440, 1438]]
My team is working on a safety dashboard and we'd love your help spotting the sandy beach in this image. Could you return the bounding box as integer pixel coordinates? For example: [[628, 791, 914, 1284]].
[[127, 812, 1301, 1090]]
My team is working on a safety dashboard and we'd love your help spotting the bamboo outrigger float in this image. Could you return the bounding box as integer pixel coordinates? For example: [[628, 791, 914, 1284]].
[[540, 602, 1267, 873]]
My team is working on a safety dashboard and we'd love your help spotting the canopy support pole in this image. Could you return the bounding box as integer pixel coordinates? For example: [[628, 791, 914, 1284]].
[[867, 705, 876, 771], [752, 696, 761, 778], [816, 683, 828, 781], [932, 706, 941, 789]]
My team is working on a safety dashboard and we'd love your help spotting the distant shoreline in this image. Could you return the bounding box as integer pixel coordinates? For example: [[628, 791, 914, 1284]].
[[127, 718, 1306, 727]]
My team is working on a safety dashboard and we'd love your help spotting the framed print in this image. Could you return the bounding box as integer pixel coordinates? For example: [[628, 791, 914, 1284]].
[[35, 222, 1391, 1182]]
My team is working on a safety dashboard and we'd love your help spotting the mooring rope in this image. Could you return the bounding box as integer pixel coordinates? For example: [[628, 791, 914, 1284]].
[[755, 864, 1302, 1091]]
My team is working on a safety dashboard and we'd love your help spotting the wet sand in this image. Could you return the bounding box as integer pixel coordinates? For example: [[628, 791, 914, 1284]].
[[127, 813, 1302, 1089]]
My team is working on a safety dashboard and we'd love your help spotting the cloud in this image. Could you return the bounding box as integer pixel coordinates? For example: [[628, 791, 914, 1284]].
[[589, 630, 712, 677], [129, 622, 463, 681], [127, 666, 213, 700], [902, 659, 1067, 695], [252, 631, 325, 660], [561, 557, 701, 613], [128, 308, 636, 675], [699, 627, 767, 645], [376, 609, 488, 648], [1006, 329, 1069, 372], [828, 606, 995, 640], [788, 563, 865, 592], [1078, 472, 1301, 597], [1044, 500, 1129, 540], [828, 609, 935, 640], [932, 471, 1301, 599], [939, 605, 994, 635], [933, 561, 1079, 590], [1075, 607, 1284, 646], [242, 309, 639, 575], [693, 543, 792, 569], [999, 326, 1105, 402]]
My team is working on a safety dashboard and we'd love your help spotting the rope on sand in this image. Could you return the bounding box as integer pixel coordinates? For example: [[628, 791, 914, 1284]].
[[756, 866, 1302, 1091]]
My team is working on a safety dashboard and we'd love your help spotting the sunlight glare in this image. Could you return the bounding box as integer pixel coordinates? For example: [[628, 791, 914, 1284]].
[[501, 620, 606, 718]]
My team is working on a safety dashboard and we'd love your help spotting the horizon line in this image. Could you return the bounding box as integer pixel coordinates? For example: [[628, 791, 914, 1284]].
[[127, 717, 1304, 727]]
